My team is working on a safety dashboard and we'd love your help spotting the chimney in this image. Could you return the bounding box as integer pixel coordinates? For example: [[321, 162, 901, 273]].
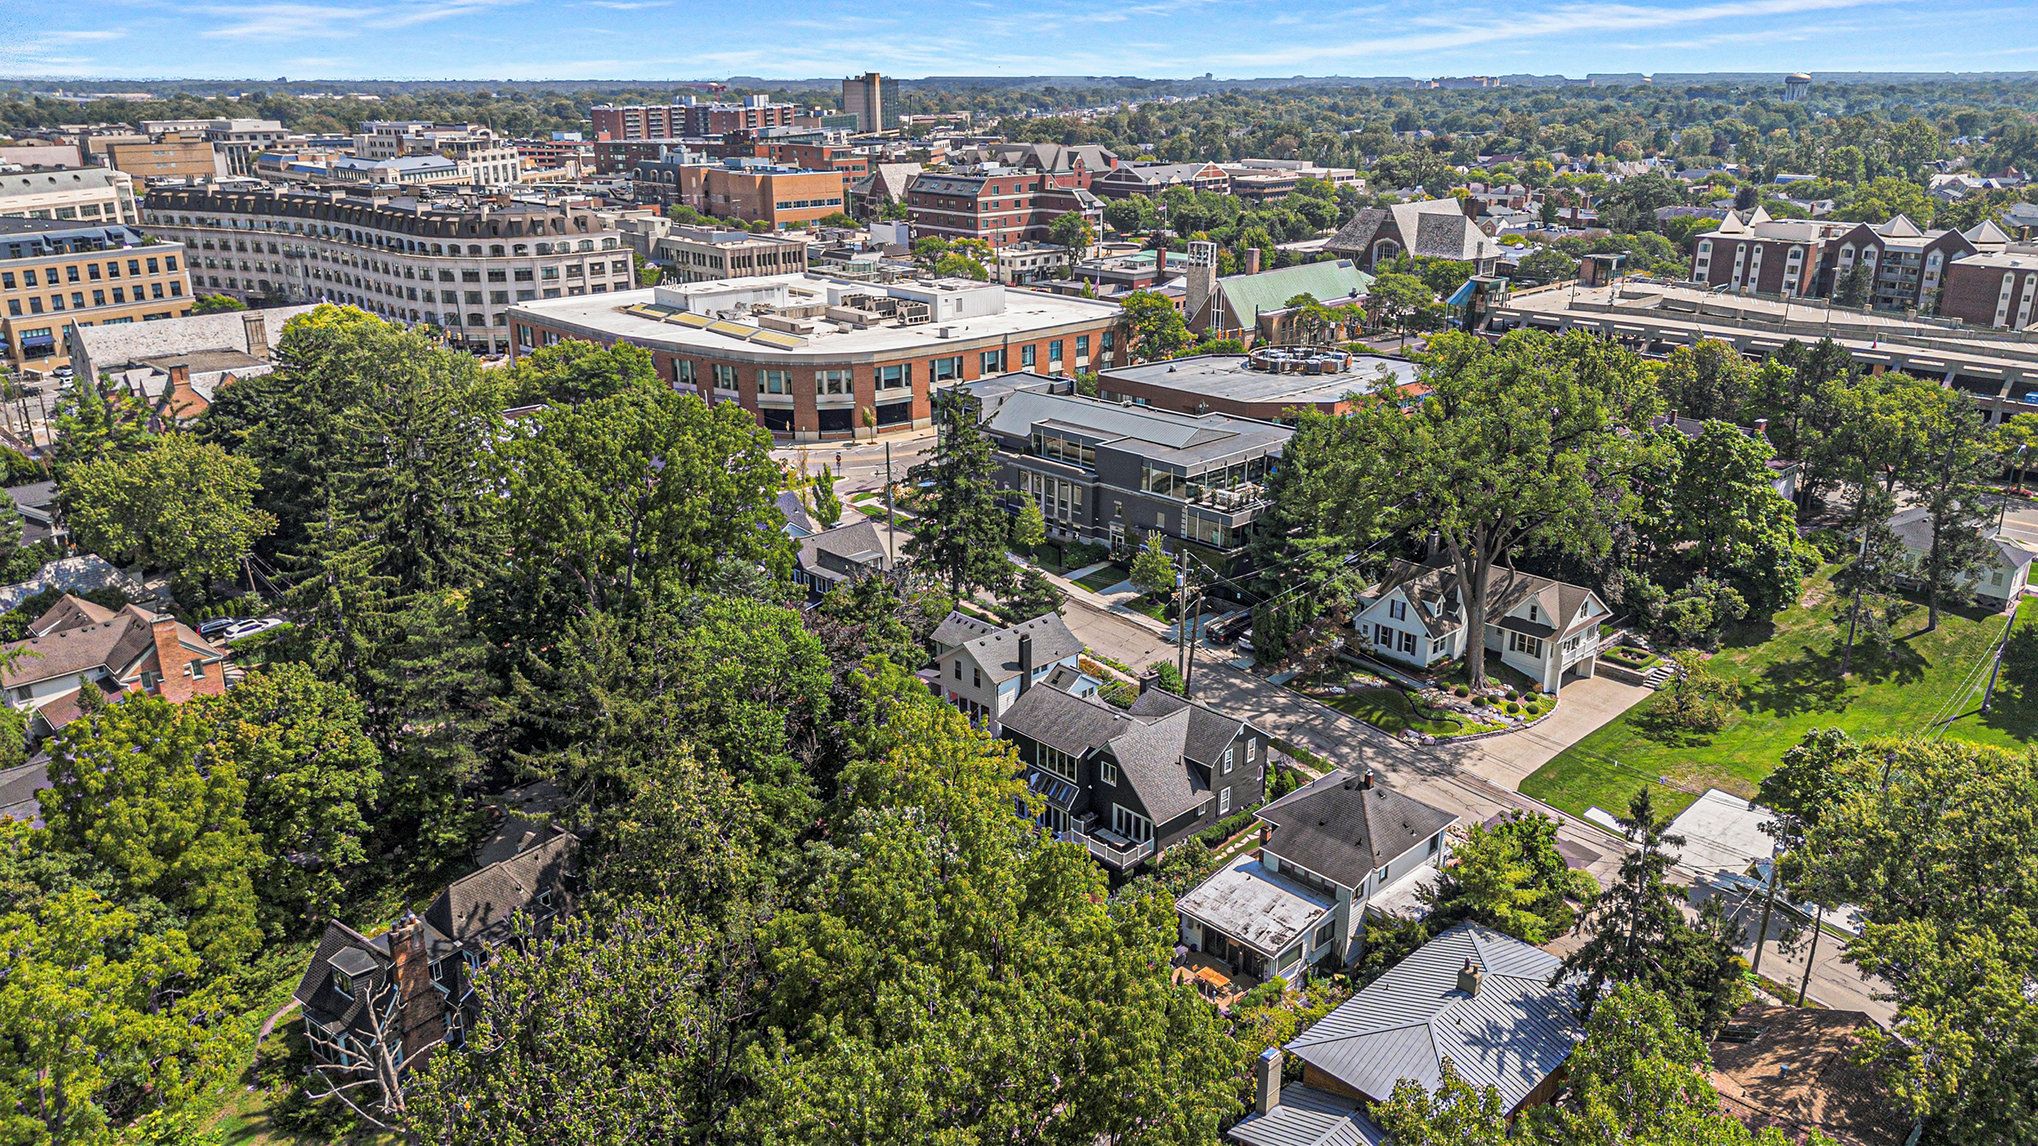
[[388, 911, 448, 1063], [1457, 956, 1484, 997], [1361, 766, 1375, 790], [241, 310, 269, 360], [1018, 631, 1034, 694], [1154, 245, 1166, 277], [1255, 1047, 1283, 1114], [1244, 246, 1263, 276]]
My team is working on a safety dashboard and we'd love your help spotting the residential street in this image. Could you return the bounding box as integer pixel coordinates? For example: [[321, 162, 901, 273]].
[[1051, 584, 1893, 1020]]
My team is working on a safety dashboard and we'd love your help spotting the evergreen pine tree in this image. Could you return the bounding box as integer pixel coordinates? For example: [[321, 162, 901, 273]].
[[905, 395, 1014, 597]]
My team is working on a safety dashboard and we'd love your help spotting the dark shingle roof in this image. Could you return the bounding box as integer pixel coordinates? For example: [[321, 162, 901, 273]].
[[423, 829, 577, 951], [293, 920, 393, 1033], [0, 759, 48, 824], [1000, 682, 1251, 823], [1258, 770, 1458, 890], [1287, 922, 1582, 1111], [931, 609, 1000, 649], [959, 611, 1083, 682]]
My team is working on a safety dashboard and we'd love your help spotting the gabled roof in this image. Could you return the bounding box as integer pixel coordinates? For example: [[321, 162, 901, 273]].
[[998, 680, 1250, 824], [796, 518, 898, 580], [2, 596, 223, 689], [956, 611, 1083, 683], [1227, 1083, 1387, 1146], [930, 609, 999, 649], [1888, 505, 2038, 569], [293, 919, 394, 1033], [422, 829, 577, 952], [1257, 770, 1457, 889], [774, 489, 817, 537], [1327, 198, 1500, 264], [1127, 687, 1247, 766], [1215, 261, 1375, 327], [1288, 922, 1583, 1111], [1366, 557, 1601, 641]]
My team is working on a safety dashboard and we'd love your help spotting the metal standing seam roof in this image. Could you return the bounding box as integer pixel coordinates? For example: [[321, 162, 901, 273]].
[[1286, 922, 1583, 1111], [1214, 261, 1375, 326], [1226, 1083, 1387, 1146], [983, 389, 1292, 468]]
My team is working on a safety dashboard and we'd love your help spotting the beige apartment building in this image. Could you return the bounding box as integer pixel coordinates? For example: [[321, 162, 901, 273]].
[[654, 226, 810, 282], [0, 219, 192, 373], [141, 184, 632, 355], [101, 133, 228, 181], [0, 168, 138, 226]]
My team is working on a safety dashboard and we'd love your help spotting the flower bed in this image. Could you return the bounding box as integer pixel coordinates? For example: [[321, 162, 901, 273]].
[[1599, 644, 1661, 671]]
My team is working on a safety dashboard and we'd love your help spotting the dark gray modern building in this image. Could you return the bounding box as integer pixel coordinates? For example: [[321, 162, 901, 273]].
[[959, 374, 1293, 576]]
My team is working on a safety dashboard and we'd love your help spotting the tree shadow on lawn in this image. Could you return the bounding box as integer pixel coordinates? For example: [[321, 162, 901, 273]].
[[1739, 628, 1930, 719]]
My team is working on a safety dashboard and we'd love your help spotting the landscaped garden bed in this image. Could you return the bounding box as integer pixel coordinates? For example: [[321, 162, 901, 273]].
[[1599, 644, 1662, 671], [1295, 663, 1533, 741]]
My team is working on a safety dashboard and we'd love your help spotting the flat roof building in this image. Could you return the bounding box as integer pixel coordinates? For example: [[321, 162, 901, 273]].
[[0, 167, 137, 226], [507, 272, 1122, 440], [654, 226, 809, 283], [1099, 350, 1418, 420], [0, 218, 192, 374]]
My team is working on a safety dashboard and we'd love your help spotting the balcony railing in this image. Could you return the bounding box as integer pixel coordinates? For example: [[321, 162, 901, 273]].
[[1060, 827, 1155, 868]]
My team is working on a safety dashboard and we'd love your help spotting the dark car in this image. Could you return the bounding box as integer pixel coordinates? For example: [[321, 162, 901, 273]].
[[1207, 610, 1253, 645]]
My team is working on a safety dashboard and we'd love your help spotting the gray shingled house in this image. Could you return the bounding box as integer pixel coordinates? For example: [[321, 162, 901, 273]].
[[294, 829, 578, 1109], [997, 674, 1266, 871], [1229, 922, 1584, 1146], [1176, 768, 1457, 984]]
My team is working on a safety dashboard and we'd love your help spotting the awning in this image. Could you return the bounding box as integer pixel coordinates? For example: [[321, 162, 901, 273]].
[[1445, 278, 1479, 307]]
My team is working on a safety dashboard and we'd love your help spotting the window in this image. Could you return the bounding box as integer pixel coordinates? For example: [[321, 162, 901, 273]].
[[674, 359, 695, 386], [1374, 864, 1391, 888], [1111, 804, 1151, 841], [980, 348, 1004, 374], [930, 355, 963, 383], [1021, 343, 1036, 367], [712, 364, 738, 391], [1222, 746, 1233, 774], [1038, 744, 1078, 783], [1388, 598, 1406, 621], [1508, 631, 1543, 657], [1219, 786, 1232, 815], [1374, 623, 1394, 649], [972, 666, 981, 688], [1398, 631, 1416, 655], [876, 363, 910, 391], [1075, 334, 1090, 359], [1098, 756, 1118, 785], [816, 368, 852, 395], [1313, 919, 1335, 948], [1049, 338, 1065, 364], [331, 971, 354, 999], [952, 661, 962, 681], [758, 369, 790, 395]]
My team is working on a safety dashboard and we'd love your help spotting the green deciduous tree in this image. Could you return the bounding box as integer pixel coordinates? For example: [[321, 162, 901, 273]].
[[1128, 532, 1174, 599], [194, 663, 381, 934], [1657, 339, 1753, 423], [499, 339, 662, 407], [1373, 1059, 1510, 1146], [38, 697, 262, 969], [1009, 495, 1047, 554], [1434, 812, 1594, 944], [191, 293, 247, 314], [60, 433, 275, 596], [1122, 288, 1193, 362]]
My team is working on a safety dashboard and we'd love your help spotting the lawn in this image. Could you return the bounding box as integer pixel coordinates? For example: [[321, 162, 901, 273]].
[[1311, 685, 1509, 738], [1075, 562, 1133, 593], [1025, 541, 1112, 575], [1523, 568, 2037, 822]]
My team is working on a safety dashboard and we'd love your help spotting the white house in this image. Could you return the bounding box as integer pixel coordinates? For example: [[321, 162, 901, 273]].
[[1176, 769, 1458, 984], [1351, 557, 1610, 693], [928, 610, 1085, 732], [1888, 506, 2037, 605]]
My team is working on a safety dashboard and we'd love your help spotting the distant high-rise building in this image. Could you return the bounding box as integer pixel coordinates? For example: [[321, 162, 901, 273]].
[[842, 72, 898, 133], [1784, 73, 1812, 102]]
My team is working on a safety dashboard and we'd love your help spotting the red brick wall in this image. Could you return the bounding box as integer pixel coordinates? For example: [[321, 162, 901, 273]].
[[148, 617, 224, 703]]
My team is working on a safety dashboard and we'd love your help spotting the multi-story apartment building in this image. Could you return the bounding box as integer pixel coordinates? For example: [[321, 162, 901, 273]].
[[100, 133, 227, 181], [352, 122, 523, 188], [841, 73, 898, 133], [1090, 161, 1231, 200], [505, 273, 1122, 440], [0, 167, 138, 225], [750, 140, 869, 191], [653, 227, 809, 282], [512, 134, 595, 178], [905, 167, 1103, 249], [959, 373, 1290, 574], [1939, 242, 2038, 330], [1219, 159, 1363, 204], [630, 156, 846, 229], [0, 218, 192, 372], [141, 184, 632, 355], [1691, 206, 2000, 312], [591, 98, 798, 141], [1833, 215, 1978, 313], [325, 155, 468, 186], [140, 118, 289, 177]]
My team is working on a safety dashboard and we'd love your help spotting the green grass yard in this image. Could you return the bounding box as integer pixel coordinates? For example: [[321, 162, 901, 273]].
[[1522, 569, 2038, 822], [1314, 686, 1510, 737], [1075, 562, 1133, 593]]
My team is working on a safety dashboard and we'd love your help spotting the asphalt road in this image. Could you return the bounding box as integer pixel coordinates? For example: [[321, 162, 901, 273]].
[[1051, 582, 1893, 1019]]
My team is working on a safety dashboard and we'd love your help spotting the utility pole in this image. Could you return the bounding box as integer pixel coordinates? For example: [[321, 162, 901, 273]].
[[1183, 584, 1202, 698], [882, 441, 895, 561], [1796, 901, 1826, 1007], [1175, 548, 1190, 685], [1981, 605, 2017, 714], [1749, 840, 1783, 977]]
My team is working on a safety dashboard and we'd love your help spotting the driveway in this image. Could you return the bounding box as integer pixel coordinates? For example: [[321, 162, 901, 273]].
[[1431, 674, 1653, 789]]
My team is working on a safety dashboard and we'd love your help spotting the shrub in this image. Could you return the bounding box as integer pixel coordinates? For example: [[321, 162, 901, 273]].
[[1504, 701, 1520, 714], [1472, 694, 1490, 707], [1454, 685, 1470, 697]]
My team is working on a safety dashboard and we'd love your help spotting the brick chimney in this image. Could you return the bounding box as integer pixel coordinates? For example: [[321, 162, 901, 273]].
[[388, 912, 447, 1064], [1018, 631, 1034, 694], [1457, 956, 1484, 997], [1255, 1047, 1283, 1115], [241, 310, 268, 360], [147, 614, 193, 702], [1244, 246, 1263, 276], [1154, 245, 1166, 278]]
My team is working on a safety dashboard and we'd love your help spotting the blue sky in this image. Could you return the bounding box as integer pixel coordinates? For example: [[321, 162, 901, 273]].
[[2, 0, 2035, 81]]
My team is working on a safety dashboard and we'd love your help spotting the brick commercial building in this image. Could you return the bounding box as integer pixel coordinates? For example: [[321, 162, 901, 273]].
[[506, 273, 1123, 440], [592, 98, 798, 141], [1939, 245, 2038, 330], [0, 219, 192, 373], [141, 184, 631, 355], [905, 167, 1103, 248], [630, 157, 845, 229], [100, 133, 227, 181]]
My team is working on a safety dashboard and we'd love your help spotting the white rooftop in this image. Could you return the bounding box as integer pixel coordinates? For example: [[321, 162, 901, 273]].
[[1177, 851, 1333, 958]]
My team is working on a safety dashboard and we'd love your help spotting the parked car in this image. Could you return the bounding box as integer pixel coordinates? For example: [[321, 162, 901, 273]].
[[198, 616, 248, 639], [223, 617, 288, 642], [1207, 611, 1252, 645]]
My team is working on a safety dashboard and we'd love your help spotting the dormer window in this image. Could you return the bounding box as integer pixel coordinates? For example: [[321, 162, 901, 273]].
[[331, 970, 354, 999]]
